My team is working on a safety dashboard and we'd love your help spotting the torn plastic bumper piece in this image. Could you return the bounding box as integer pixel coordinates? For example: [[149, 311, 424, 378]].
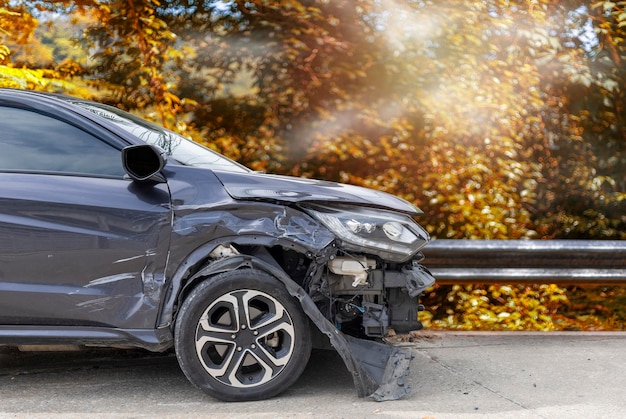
[[233, 255, 414, 401], [341, 334, 413, 401], [285, 279, 413, 400]]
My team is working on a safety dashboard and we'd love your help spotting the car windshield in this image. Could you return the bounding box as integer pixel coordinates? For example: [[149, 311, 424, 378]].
[[71, 100, 251, 173]]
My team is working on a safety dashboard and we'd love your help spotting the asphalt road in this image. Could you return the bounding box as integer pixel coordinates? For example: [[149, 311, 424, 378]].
[[1, 331, 625, 418]]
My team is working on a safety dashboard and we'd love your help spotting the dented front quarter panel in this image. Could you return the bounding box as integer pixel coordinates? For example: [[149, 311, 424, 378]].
[[158, 166, 336, 327]]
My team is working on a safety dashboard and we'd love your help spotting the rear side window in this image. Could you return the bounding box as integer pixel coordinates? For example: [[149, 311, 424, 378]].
[[0, 107, 124, 177]]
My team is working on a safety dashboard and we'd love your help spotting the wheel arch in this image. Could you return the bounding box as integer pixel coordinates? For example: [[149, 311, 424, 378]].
[[158, 236, 332, 330]]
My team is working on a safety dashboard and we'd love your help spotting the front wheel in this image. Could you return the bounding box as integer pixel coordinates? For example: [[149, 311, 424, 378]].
[[174, 269, 312, 401]]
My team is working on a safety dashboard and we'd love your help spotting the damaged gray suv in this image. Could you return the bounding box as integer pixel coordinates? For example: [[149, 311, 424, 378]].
[[0, 88, 435, 401]]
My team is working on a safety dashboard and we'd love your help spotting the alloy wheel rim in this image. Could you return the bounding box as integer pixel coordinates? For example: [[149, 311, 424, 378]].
[[194, 289, 296, 388]]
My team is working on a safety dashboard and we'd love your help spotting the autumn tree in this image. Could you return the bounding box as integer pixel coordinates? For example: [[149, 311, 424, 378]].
[[160, 0, 381, 172], [71, 0, 188, 128], [1, 1, 51, 88], [0, 0, 90, 92], [529, 1, 626, 239]]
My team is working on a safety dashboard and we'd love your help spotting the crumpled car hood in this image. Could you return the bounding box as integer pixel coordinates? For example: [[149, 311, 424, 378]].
[[212, 170, 422, 215]]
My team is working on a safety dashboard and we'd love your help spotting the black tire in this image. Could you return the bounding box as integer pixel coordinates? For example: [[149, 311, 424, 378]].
[[174, 269, 312, 401]]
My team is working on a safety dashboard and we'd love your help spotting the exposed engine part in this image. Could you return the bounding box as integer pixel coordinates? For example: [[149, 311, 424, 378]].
[[362, 302, 389, 337], [386, 288, 425, 333], [328, 270, 383, 295], [336, 301, 364, 323], [321, 259, 435, 337], [328, 256, 376, 287]]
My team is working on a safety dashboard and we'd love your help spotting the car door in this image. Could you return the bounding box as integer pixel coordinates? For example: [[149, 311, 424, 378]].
[[0, 104, 172, 329]]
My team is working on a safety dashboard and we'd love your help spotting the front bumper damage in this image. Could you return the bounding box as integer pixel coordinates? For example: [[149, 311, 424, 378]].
[[344, 335, 414, 401], [292, 279, 416, 401], [307, 265, 434, 401], [178, 202, 436, 401], [239, 255, 435, 401]]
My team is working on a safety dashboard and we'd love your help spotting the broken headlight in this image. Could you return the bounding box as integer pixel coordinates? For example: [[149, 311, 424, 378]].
[[303, 204, 429, 262]]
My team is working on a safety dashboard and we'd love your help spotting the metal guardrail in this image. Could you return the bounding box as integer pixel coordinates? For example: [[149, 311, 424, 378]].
[[421, 240, 626, 285]]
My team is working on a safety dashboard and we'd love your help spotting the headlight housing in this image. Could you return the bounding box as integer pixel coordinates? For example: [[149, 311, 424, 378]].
[[303, 204, 429, 262]]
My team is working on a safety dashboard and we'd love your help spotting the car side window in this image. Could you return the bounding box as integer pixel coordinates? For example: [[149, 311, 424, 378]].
[[0, 106, 125, 177]]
